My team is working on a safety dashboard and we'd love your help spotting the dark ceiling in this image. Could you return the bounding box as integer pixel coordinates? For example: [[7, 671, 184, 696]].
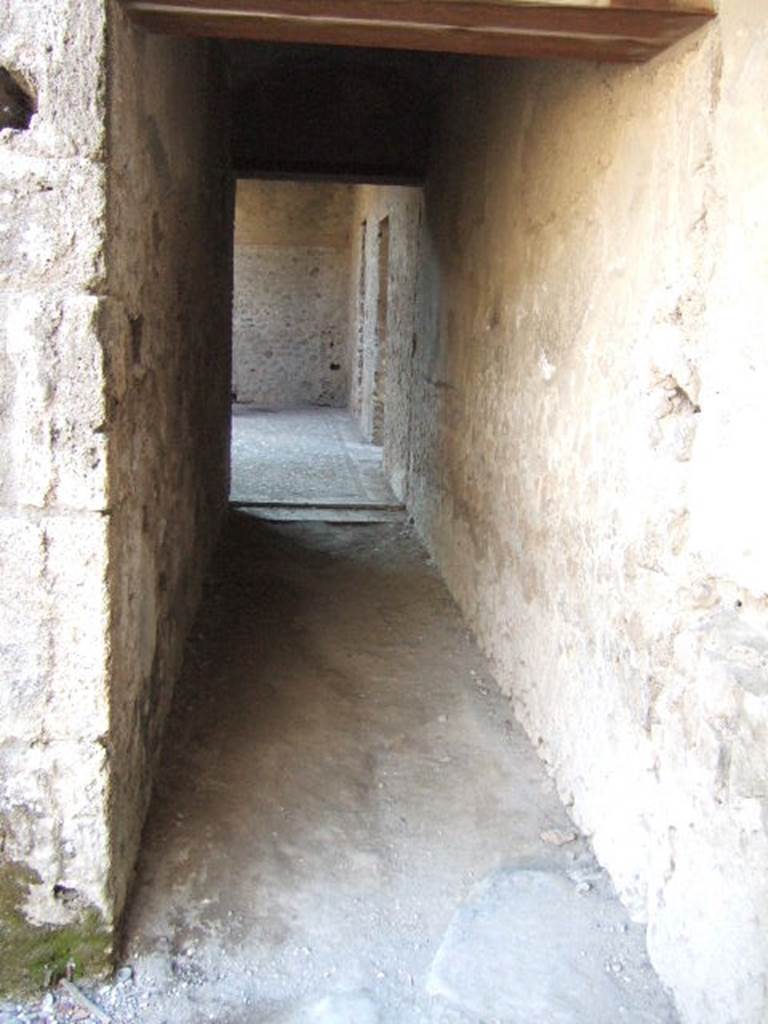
[[225, 42, 456, 183]]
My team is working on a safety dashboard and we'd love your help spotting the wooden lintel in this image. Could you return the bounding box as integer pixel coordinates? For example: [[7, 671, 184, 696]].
[[117, 0, 715, 63]]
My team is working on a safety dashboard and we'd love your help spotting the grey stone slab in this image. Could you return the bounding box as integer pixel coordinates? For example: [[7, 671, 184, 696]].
[[427, 869, 678, 1024]]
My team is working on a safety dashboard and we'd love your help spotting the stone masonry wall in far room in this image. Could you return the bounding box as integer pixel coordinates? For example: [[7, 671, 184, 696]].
[[232, 180, 355, 409]]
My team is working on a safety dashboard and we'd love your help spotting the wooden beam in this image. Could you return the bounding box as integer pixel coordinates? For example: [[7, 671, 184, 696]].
[[117, 0, 714, 63]]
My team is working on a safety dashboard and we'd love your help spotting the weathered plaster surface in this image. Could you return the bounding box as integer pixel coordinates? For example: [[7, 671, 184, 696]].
[[0, 0, 232, 991], [232, 181, 354, 408], [404, 6, 768, 1022], [348, 186, 422, 470], [0, 0, 113, 985], [106, 3, 233, 924]]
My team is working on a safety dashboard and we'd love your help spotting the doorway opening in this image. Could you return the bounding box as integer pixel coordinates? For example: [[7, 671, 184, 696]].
[[113, 129, 680, 1021], [229, 180, 413, 523]]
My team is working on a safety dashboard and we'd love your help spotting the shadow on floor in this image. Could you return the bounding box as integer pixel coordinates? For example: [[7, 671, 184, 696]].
[[116, 513, 677, 1024]]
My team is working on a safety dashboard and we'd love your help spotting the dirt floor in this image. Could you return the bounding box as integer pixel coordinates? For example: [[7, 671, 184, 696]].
[[4, 410, 679, 1024]]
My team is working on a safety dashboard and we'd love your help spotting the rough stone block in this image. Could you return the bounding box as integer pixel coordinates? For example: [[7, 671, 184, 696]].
[[0, 293, 108, 511], [0, 517, 47, 737], [44, 514, 110, 740], [0, 0, 107, 161], [0, 154, 105, 292], [0, 854, 111, 996], [0, 513, 109, 744], [1, 737, 111, 920], [0, 737, 112, 993]]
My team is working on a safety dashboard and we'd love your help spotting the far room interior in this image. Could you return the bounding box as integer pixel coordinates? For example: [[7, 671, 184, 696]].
[[228, 178, 417, 520]]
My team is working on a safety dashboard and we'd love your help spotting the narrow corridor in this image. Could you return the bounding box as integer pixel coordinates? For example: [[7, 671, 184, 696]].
[[3, 7, 763, 1021], [103, 415, 677, 1023]]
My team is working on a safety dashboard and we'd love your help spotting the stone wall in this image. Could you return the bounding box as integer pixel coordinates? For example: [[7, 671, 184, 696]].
[[232, 180, 354, 408], [404, 6, 768, 1022], [0, 0, 114, 991], [0, 0, 232, 992], [348, 186, 422, 471], [105, 5, 233, 927]]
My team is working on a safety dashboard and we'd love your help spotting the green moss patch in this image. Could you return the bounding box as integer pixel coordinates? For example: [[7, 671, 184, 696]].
[[0, 860, 112, 996]]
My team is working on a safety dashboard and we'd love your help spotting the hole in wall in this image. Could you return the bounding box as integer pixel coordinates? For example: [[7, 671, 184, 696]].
[[130, 315, 144, 365], [52, 884, 79, 905], [0, 67, 35, 130]]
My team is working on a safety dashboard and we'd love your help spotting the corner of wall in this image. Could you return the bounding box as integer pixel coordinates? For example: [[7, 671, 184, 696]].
[[103, 0, 234, 931], [0, 0, 116, 992]]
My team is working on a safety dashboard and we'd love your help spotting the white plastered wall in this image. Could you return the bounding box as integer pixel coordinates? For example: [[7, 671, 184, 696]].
[[400, 5, 768, 1021]]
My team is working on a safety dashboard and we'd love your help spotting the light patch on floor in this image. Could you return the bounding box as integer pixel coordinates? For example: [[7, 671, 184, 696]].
[[230, 407, 398, 507], [428, 868, 674, 1023]]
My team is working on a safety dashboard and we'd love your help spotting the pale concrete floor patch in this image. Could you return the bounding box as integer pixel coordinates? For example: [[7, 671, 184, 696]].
[[230, 406, 399, 508], [267, 991, 381, 1023], [427, 868, 675, 1023]]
